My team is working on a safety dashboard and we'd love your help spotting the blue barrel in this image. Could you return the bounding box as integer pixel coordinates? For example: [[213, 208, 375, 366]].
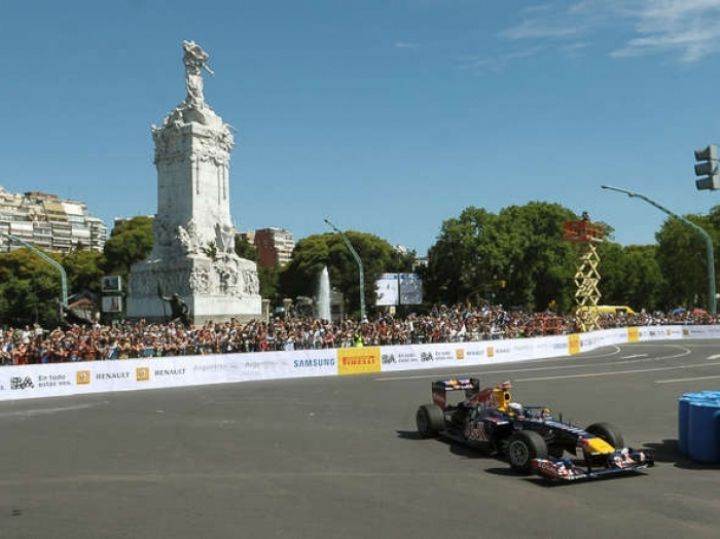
[[687, 396, 720, 464], [678, 396, 691, 456]]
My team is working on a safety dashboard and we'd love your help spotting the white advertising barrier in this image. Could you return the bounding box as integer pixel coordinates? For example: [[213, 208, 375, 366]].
[[379, 335, 572, 372], [378, 324, 720, 374], [0, 348, 337, 401], [676, 325, 720, 339], [2, 325, 720, 401]]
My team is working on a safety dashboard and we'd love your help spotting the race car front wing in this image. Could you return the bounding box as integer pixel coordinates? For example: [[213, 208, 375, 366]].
[[531, 448, 654, 482]]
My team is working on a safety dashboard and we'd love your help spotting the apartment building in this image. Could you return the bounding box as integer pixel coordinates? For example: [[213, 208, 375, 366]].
[[0, 186, 107, 252]]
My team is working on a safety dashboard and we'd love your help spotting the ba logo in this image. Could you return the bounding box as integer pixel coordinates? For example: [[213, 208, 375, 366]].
[[382, 354, 396, 364], [455, 349, 465, 360], [76, 371, 91, 385], [136, 367, 150, 382], [420, 352, 434, 362], [10, 376, 34, 390]]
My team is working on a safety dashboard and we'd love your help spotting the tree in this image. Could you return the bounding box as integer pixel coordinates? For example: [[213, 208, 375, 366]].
[[62, 250, 106, 294], [0, 249, 63, 326], [234, 234, 258, 261], [102, 216, 154, 277], [424, 207, 500, 305], [424, 202, 577, 311], [656, 213, 718, 309], [279, 231, 397, 316], [598, 242, 663, 311]]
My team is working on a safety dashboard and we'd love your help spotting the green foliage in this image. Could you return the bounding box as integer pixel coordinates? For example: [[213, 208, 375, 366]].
[[102, 216, 153, 276], [655, 213, 718, 309], [279, 231, 397, 315], [62, 250, 106, 294], [234, 234, 258, 261], [0, 249, 62, 326], [598, 242, 663, 310], [425, 203, 577, 311], [259, 265, 280, 303]]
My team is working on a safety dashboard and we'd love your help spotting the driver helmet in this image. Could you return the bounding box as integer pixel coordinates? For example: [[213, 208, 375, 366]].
[[508, 402, 524, 416]]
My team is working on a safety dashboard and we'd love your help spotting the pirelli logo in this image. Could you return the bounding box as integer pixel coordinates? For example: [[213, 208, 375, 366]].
[[337, 347, 381, 375]]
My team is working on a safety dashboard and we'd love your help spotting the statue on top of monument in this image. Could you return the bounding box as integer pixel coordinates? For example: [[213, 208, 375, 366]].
[[182, 40, 214, 106]]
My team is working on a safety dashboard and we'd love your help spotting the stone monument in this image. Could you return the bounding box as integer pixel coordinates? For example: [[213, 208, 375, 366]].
[[127, 41, 261, 324]]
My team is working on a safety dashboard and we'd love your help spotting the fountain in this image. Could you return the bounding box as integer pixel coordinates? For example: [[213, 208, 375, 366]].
[[316, 266, 331, 320]]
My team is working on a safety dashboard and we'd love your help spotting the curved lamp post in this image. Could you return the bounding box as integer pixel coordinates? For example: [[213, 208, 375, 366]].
[[324, 218, 365, 320], [601, 185, 716, 315]]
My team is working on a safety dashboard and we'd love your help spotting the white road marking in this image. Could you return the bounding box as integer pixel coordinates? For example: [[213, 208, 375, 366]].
[[621, 354, 648, 359], [656, 374, 720, 384], [706, 354, 720, 360], [376, 345, 691, 382], [514, 360, 720, 383], [0, 401, 107, 419]]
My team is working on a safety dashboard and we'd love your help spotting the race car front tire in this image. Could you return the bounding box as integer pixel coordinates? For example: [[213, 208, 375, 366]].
[[416, 404, 445, 438], [586, 422, 624, 450], [507, 431, 548, 474]]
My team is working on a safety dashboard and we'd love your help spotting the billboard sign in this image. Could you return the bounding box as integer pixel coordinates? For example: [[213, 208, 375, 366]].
[[375, 273, 423, 306]]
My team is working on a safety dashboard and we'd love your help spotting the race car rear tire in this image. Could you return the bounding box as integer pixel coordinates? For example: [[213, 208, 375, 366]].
[[507, 430, 548, 474], [416, 404, 445, 438], [586, 422, 624, 449]]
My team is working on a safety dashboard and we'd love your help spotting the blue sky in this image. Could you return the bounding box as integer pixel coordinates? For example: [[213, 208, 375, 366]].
[[2, 0, 720, 255]]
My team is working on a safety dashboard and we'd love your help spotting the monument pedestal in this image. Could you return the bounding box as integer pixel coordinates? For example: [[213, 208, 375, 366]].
[[127, 253, 261, 324]]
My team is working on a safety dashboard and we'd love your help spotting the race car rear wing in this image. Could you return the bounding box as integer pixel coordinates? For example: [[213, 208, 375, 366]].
[[432, 378, 480, 408]]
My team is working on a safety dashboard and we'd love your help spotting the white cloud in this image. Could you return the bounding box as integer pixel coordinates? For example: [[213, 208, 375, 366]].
[[501, 20, 583, 40], [499, 0, 720, 63], [395, 42, 420, 49], [610, 0, 720, 62], [459, 46, 545, 72]]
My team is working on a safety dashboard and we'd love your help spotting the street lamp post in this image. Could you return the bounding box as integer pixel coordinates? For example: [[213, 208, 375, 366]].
[[0, 231, 69, 311], [601, 185, 716, 315], [324, 218, 366, 320]]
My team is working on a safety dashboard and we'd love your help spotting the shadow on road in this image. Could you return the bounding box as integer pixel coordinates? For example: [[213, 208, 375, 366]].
[[644, 439, 720, 470], [395, 430, 487, 459]]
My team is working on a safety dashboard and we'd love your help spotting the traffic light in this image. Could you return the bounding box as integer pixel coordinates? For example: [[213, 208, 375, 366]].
[[694, 144, 719, 190]]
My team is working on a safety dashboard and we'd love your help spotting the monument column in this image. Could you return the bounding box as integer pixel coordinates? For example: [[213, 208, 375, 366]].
[[127, 41, 261, 324]]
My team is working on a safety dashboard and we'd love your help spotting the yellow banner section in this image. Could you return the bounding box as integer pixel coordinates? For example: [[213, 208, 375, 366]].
[[76, 370, 91, 385], [568, 334, 581, 355], [136, 367, 150, 382], [628, 327, 639, 343], [338, 347, 381, 375], [486, 346, 495, 358]]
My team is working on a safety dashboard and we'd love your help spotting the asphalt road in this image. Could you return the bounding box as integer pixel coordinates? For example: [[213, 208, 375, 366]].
[[1, 340, 719, 538]]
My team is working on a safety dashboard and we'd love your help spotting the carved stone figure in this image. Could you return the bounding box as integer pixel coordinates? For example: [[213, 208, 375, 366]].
[[215, 223, 236, 254], [182, 40, 214, 106]]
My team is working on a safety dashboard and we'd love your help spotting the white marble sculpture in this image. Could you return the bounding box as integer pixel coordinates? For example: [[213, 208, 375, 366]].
[[127, 41, 261, 324]]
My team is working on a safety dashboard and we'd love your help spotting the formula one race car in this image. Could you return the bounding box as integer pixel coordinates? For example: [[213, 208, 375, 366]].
[[415, 378, 654, 481]]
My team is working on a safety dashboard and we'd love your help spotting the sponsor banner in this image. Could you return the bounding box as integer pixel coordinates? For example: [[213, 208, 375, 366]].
[[3, 325, 720, 401], [628, 327, 640, 343], [677, 325, 720, 339], [337, 347, 381, 375], [337, 346, 380, 375], [568, 334, 581, 355]]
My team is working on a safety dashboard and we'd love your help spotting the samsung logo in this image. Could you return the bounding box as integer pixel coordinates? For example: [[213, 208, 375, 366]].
[[294, 358, 335, 368]]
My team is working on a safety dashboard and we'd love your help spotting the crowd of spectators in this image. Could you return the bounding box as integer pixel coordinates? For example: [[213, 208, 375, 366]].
[[2, 304, 718, 366]]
